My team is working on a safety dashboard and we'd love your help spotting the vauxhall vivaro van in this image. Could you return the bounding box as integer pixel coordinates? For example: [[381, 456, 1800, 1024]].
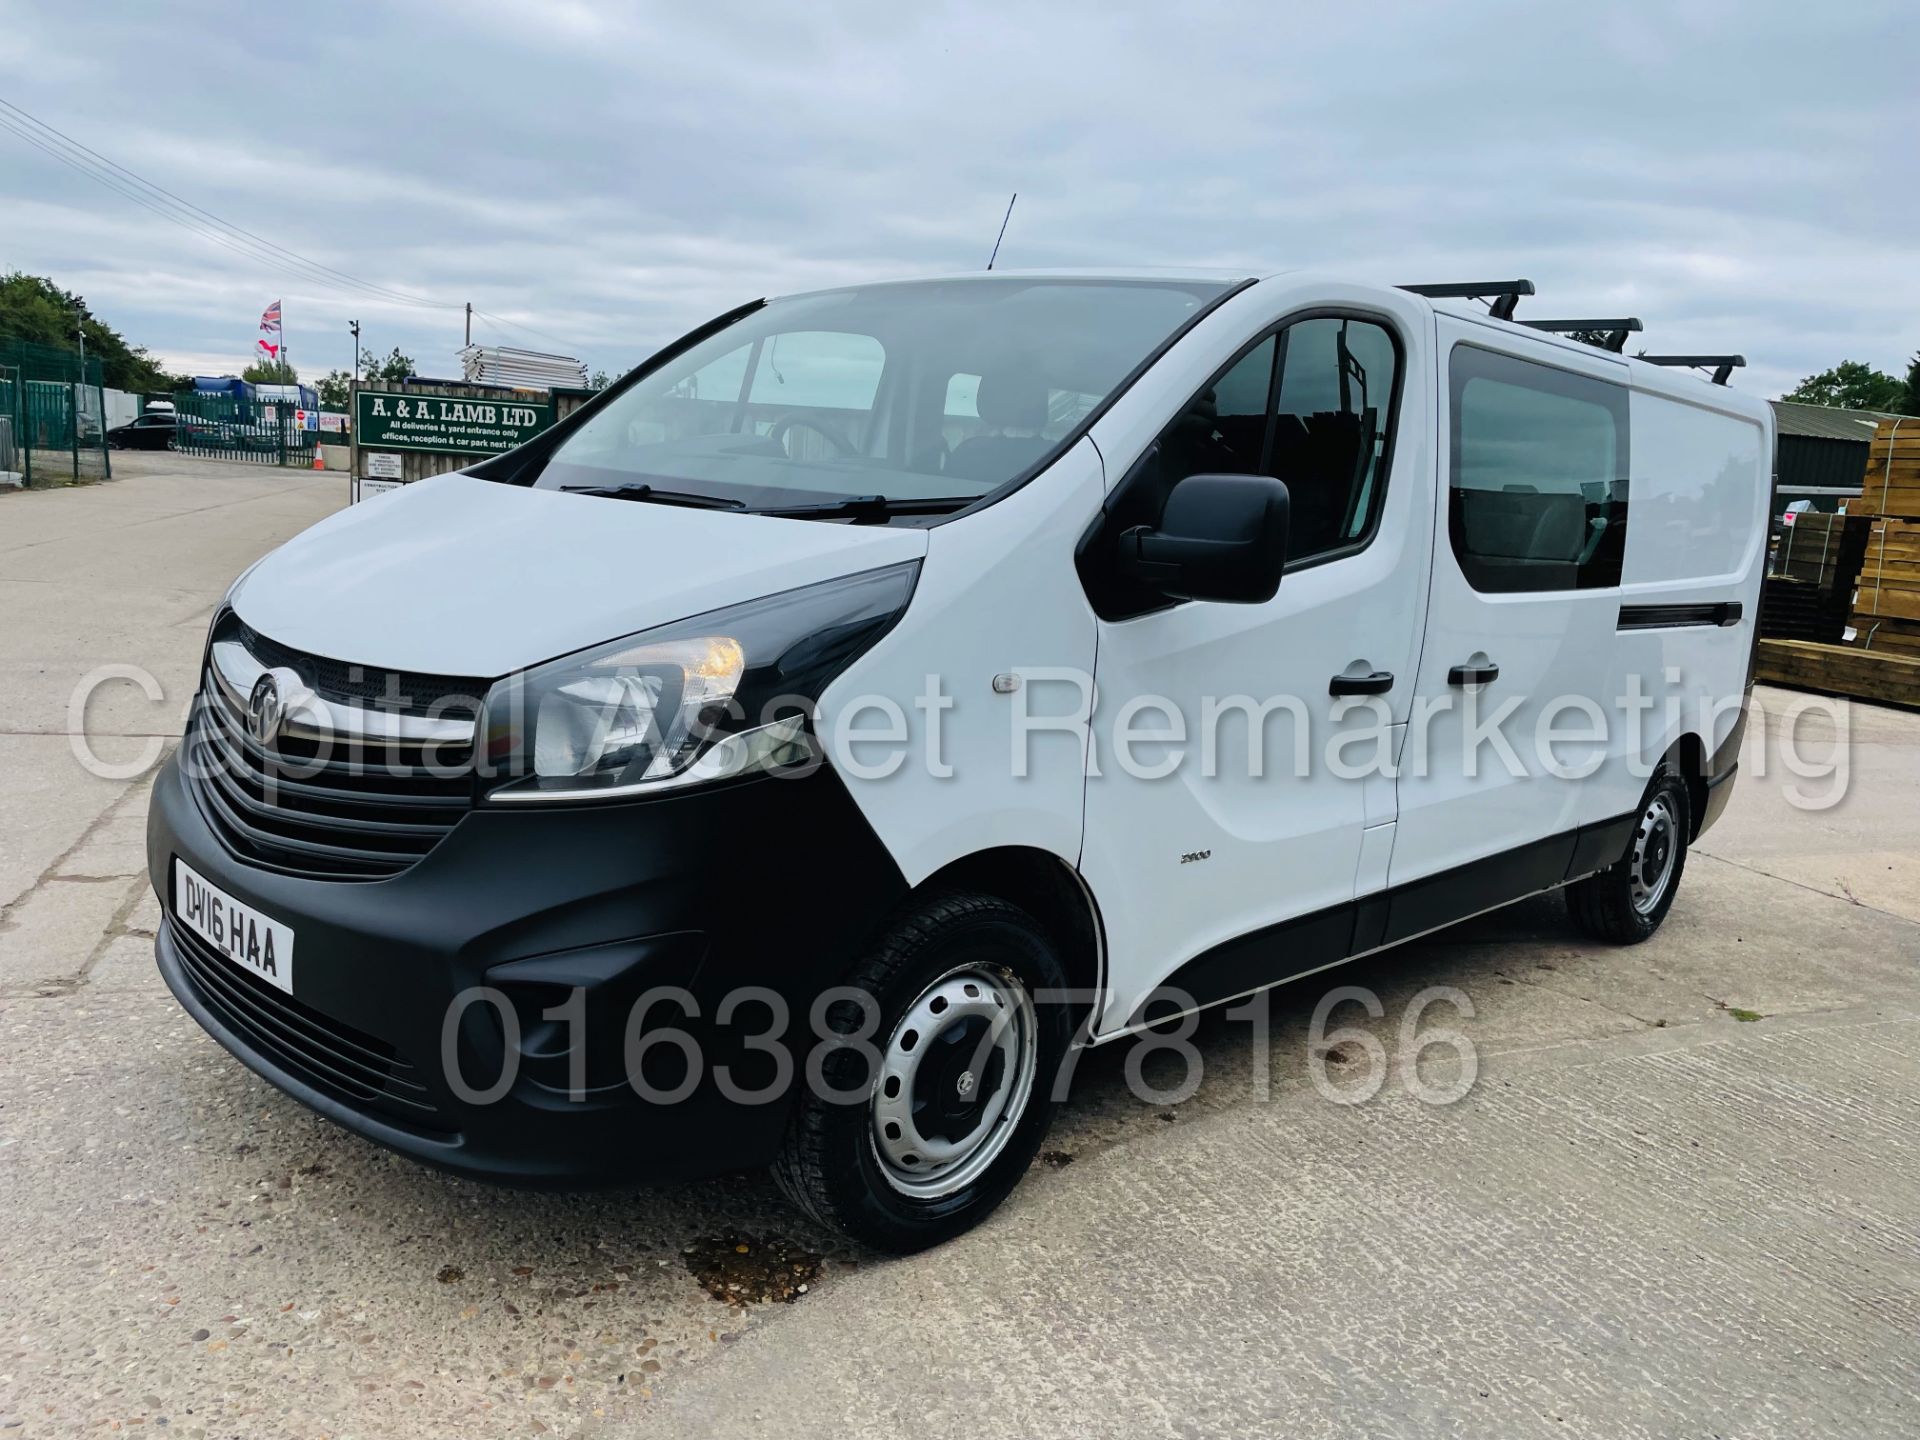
[[150, 272, 1771, 1250]]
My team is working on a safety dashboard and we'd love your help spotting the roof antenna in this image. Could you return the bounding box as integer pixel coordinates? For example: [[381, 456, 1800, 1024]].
[[986, 192, 1017, 270]]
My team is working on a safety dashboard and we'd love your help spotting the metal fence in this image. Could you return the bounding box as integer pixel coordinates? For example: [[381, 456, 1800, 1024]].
[[0, 338, 111, 488], [169, 390, 328, 467]]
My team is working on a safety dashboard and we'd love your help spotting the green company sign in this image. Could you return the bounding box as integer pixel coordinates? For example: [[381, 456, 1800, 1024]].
[[354, 389, 554, 456]]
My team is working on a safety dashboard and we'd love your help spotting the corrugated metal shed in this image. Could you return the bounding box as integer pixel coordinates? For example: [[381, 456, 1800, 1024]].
[[1769, 400, 1900, 505], [1771, 400, 1893, 443]]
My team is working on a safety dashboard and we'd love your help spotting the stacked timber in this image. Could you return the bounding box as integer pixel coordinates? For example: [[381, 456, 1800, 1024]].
[[1763, 513, 1871, 643], [1849, 517, 1920, 658], [1758, 639, 1920, 708], [1757, 428, 1920, 704], [1857, 416, 1920, 517]]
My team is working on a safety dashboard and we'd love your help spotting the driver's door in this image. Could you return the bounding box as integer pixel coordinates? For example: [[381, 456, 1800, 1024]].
[[1080, 295, 1436, 1034]]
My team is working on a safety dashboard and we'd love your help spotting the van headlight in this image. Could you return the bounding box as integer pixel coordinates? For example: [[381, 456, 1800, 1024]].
[[478, 561, 919, 802]]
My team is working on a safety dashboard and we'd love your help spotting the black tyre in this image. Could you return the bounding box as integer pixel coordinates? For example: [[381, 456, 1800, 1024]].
[[1567, 766, 1691, 944], [772, 890, 1070, 1253]]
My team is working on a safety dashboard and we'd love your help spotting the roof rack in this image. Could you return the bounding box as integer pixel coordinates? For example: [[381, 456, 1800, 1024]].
[[1519, 318, 1643, 353], [1398, 279, 1534, 321], [1638, 354, 1746, 386]]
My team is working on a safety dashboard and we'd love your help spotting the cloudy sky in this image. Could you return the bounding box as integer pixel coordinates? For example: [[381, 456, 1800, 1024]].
[[2, 1, 1914, 398]]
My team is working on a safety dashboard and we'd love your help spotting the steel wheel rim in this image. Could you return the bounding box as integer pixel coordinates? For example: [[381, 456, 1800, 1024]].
[[1630, 793, 1679, 915], [869, 963, 1039, 1200]]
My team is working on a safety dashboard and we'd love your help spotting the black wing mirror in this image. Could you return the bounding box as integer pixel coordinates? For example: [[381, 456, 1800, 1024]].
[[1116, 473, 1290, 604]]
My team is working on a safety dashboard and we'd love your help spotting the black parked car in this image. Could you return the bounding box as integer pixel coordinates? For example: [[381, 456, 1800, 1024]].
[[107, 413, 183, 450], [106, 413, 228, 451]]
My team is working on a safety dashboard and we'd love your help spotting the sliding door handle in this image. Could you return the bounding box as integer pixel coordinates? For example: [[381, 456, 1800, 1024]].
[[1447, 662, 1500, 686], [1329, 670, 1394, 697]]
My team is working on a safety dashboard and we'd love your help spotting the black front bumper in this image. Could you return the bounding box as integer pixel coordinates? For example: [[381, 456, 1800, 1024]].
[[149, 751, 907, 1186]]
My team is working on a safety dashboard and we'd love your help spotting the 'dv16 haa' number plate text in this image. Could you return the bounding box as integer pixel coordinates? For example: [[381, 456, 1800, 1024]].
[[174, 860, 296, 996]]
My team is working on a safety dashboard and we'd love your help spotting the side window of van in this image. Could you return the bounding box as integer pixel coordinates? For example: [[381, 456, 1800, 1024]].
[[1264, 318, 1400, 562], [1449, 346, 1629, 593]]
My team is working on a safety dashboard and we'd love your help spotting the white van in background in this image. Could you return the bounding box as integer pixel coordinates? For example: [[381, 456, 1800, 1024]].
[[148, 271, 1772, 1251]]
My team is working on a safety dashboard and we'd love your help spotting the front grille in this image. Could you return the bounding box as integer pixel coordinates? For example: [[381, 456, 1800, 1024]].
[[228, 617, 484, 711], [185, 625, 482, 881], [170, 915, 449, 1134]]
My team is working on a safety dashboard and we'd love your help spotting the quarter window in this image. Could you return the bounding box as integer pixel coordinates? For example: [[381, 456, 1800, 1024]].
[[1448, 346, 1629, 592]]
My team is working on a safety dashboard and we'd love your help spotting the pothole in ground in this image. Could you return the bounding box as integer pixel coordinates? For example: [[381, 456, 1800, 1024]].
[[683, 1232, 824, 1305]]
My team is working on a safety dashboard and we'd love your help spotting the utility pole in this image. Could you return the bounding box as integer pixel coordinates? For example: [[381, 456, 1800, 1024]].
[[465, 302, 472, 348], [348, 321, 360, 504]]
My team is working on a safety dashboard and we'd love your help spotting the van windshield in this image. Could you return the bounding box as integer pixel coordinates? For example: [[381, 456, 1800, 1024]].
[[537, 277, 1231, 515]]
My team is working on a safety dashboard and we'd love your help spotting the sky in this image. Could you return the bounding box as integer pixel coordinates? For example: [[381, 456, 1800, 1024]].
[[1, 0, 1914, 400]]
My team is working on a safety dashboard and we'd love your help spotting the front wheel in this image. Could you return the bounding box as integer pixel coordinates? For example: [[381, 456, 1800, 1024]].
[[772, 891, 1070, 1253], [1566, 767, 1691, 944]]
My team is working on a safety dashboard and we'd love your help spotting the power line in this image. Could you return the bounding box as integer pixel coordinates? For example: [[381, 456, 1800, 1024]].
[[0, 97, 461, 313], [1, 96, 594, 364], [471, 307, 583, 354]]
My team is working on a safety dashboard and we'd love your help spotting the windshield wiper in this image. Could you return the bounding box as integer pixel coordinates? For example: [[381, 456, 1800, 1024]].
[[748, 494, 973, 522], [558, 482, 745, 510]]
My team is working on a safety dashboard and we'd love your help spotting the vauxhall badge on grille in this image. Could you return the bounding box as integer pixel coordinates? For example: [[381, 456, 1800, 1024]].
[[247, 673, 285, 745]]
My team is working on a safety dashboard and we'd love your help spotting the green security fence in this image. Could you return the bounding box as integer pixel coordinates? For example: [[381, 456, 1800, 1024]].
[[0, 338, 111, 488], [168, 391, 326, 466]]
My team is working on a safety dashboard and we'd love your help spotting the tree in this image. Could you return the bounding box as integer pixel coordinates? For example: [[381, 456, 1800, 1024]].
[[316, 369, 353, 409], [588, 369, 613, 391], [242, 357, 300, 384], [1902, 353, 1920, 419], [0, 270, 182, 392], [1781, 360, 1907, 412], [361, 347, 415, 383]]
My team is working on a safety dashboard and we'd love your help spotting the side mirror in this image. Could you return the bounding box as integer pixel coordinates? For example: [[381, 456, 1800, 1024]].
[[1116, 473, 1290, 604]]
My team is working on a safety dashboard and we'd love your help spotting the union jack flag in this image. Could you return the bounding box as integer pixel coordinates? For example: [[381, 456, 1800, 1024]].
[[256, 300, 283, 358]]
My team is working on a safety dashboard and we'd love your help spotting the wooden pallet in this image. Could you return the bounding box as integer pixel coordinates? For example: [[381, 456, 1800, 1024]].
[[1758, 638, 1920, 708]]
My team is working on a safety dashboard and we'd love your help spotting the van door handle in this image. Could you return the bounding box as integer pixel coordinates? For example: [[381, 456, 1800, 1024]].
[[1329, 670, 1394, 696], [1447, 662, 1500, 686]]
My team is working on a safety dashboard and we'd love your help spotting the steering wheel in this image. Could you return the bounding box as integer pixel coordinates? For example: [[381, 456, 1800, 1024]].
[[767, 411, 856, 460]]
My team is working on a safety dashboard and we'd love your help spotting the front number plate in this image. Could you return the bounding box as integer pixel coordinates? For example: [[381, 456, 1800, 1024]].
[[174, 859, 296, 996]]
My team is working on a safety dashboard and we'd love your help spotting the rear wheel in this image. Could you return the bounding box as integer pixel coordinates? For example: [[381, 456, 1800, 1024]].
[[772, 891, 1069, 1253], [1567, 767, 1691, 944]]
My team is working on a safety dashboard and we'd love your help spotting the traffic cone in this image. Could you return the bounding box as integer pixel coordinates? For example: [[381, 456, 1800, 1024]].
[[312, 448, 326, 471]]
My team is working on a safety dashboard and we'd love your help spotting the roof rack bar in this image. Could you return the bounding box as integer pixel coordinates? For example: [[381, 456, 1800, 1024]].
[[1398, 279, 1534, 321], [1639, 354, 1747, 386], [1519, 318, 1644, 353]]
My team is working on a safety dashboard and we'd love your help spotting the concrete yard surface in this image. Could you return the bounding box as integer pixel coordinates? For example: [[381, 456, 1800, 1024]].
[[1, 458, 1916, 1438]]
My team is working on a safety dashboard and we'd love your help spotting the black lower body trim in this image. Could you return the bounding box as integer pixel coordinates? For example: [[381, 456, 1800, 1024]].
[[1132, 811, 1639, 1025], [1618, 601, 1743, 629], [1696, 761, 1738, 838]]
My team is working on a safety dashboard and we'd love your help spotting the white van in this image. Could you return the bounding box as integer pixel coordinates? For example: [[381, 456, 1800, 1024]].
[[149, 272, 1771, 1251]]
